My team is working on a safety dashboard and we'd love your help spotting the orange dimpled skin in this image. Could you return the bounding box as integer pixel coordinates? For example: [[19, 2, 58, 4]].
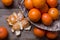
[[28, 8, 41, 22], [40, 4, 49, 13], [2, 0, 13, 6], [24, 0, 33, 9], [48, 8, 59, 20], [42, 13, 52, 26], [33, 27, 45, 37], [47, 0, 57, 7], [0, 27, 8, 39], [32, 0, 46, 8], [46, 32, 58, 39]]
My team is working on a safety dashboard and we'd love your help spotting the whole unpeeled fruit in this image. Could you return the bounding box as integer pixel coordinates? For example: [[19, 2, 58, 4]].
[[33, 27, 45, 37], [46, 32, 58, 39], [2, 0, 13, 6], [32, 0, 46, 8], [28, 8, 41, 22], [0, 27, 8, 39], [47, 0, 57, 7], [24, 0, 33, 9], [48, 8, 59, 20], [42, 13, 52, 26]]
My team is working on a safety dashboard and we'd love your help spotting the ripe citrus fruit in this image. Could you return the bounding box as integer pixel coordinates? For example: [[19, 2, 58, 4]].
[[0, 27, 8, 39], [48, 8, 59, 20], [33, 27, 45, 37], [32, 0, 46, 8], [42, 13, 52, 26], [28, 8, 41, 22], [24, 0, 33, 9], [47, 0, 57, 7], [46, 32, 58, 39], [40, 4, 49, 13], [2, 0, 13, 6]]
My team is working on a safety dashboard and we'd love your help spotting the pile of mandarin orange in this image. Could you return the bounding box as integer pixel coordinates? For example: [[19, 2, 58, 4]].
[[24, 0, 59, 39]]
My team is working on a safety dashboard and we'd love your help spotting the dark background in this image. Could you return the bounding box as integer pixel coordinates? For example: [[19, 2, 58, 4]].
[[0, 0, 60, 40]]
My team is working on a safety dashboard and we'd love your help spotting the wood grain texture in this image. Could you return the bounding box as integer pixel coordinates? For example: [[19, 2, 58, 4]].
[[0, 9, 60, 40], [0, 0, 60, 40], [0, 9, 36, 40]]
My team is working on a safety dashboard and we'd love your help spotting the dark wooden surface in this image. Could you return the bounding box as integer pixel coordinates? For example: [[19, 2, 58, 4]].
[[0, 9, 40, 40], [0, 9, 60, 40], [0, 0, 60, 40]]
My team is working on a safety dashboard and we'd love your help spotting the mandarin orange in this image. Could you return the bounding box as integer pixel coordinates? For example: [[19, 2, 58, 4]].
[[42, 13, 52, 26], [48, 8, 59, 20], [28, 8, 41, 22], [33, 27, 45, 37], [24, 0, 33, 9]]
